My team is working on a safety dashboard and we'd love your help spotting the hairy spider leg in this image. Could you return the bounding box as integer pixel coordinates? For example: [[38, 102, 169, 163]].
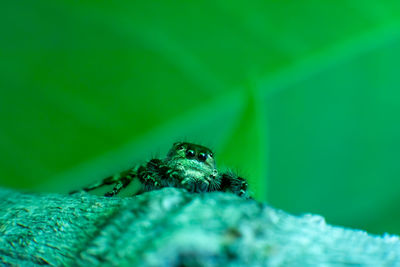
[[136, 161, 164, 193], [69, 175, 119, 194], [69, 166, 140, 196], [83, 176, 119, 192], [220, 172, 250, 198], [236, 178, 249, 197], [104, 167, 140, 197]]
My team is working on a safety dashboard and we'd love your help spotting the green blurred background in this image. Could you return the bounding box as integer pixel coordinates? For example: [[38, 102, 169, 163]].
[[1, 1, 400, 235]]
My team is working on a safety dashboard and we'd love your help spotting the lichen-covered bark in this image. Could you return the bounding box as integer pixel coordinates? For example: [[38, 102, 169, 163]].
[[0, 187, 399, 266]]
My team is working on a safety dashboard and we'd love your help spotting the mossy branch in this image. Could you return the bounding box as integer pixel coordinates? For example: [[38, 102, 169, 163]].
[[0, 187, 399, 266]]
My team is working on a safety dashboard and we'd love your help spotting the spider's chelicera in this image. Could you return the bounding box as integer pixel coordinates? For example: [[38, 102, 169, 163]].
[[72, 142, 250, 198]]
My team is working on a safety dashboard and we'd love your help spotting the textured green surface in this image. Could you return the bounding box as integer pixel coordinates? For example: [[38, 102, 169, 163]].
[[1, 1, 400, 235], [1, 187, 400, 266]]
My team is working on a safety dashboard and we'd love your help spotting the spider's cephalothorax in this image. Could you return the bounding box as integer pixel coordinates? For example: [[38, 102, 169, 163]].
[[72, 142, 250, 198], [165, 142, 219, 193]]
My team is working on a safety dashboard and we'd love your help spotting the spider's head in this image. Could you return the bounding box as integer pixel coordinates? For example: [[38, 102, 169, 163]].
[[166, 142, 219, 192], [167, 142, 216, 169]]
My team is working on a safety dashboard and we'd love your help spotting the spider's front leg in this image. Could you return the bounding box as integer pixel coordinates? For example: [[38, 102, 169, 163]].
[[136, 159, 168, 194], [219, 172, 251, 199]]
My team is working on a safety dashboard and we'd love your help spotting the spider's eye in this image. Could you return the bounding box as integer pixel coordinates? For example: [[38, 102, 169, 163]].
[[186, 149, 195, 158], [198, 153, 207, 162]]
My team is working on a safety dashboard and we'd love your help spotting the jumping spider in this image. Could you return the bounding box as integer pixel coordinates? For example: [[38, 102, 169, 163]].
[[72, 142, 250, 198]]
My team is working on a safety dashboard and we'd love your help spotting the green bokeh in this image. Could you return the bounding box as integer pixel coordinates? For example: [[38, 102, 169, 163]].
[[1, 1, 400, 234]]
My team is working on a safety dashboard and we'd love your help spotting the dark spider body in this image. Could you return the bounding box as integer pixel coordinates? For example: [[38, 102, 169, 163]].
[[73, 142, 250, 198]]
